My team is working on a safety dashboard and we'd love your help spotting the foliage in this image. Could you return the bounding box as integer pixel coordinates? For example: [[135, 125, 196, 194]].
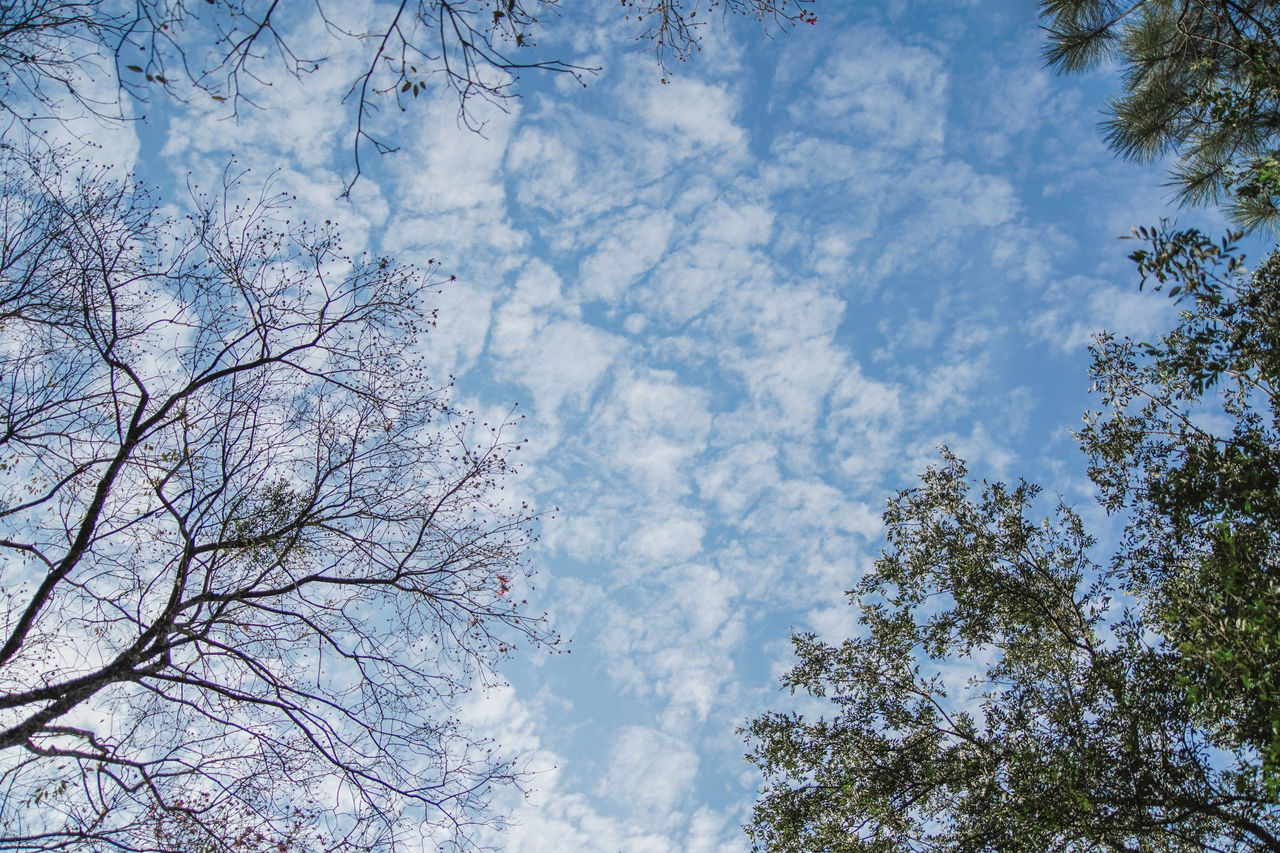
[[1039, 0, 1280, 230], [0, 146, 557, 851], [0, 0, 814, 192], [743, 226, 1280, 850], [1082, 223, 1280, 788], [743, 452, 1280, 852]]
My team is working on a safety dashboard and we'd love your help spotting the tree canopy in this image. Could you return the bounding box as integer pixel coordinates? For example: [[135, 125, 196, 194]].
[[744, 454, 1280, 852], [1083, 224, 1280, 785], [0, 147, 556, 851], [742, 232, 1280, 851]]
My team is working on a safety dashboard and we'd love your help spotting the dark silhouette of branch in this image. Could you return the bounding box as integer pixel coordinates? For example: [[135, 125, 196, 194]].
[[0, 0, 813, 192], [0, 147, 558, 851]]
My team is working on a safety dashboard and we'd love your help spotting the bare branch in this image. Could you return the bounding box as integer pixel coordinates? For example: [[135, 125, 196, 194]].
[[0, 146, 556, 851]]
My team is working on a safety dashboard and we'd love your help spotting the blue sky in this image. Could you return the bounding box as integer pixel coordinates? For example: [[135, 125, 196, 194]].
[[80, 0, 1245, 848]]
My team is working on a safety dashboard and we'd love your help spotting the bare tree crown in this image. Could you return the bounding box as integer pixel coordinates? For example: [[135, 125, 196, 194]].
[[0, 148, 557, 851]]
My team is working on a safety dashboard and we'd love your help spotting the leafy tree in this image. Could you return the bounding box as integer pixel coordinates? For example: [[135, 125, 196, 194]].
[[744, 231, 1280, 851], [1040, 0, 1280, 230], [0, 146, 556, 851], [0, 0, 815, 191], [743, 451, 1280, 852], [1082, 224, 1280, 787]]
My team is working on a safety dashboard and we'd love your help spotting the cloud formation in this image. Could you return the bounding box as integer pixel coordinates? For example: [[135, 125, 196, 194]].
[[113, 2, 1192, 849]]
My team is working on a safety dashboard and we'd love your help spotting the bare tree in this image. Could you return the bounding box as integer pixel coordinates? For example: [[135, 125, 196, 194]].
[[0, 0, 815, 191], [0, 145, 557, 851]]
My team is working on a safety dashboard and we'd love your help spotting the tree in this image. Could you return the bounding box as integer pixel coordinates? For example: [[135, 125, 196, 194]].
[[1082, 224, 1280, 787], [743, 452, 1280, 852], [0, 0, 815, 191], [0, 145, 557, 851], [742, 231, 1280, 851], [1040, 0, 1280, 230]]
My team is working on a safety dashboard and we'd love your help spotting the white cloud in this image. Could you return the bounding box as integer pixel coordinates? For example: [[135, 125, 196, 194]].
[[490, 311, 626, 417], [697, 440, 782, 517], [911, 355, 988, 419], [685, 807, 746, 853], [1029, 273, 1178, 353], [507, 126, 587, 222], [588, 368, 712, 496], [577, 207, 677, 303], [805, 602, 861, 645], [623, 516, 706, 566], [603, 727, 700, 821], [640, 76, 747, 156], [795, 32, 948, 151]]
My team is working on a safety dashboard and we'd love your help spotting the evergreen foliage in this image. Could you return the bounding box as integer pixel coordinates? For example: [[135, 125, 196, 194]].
[[1041, 0, 1280, 230]]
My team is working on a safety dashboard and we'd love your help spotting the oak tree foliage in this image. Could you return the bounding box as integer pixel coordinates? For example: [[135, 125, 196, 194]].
[[745, 452, 1280, 852], [0, 147, 556, 851], [1084, 224, 1280, 786], [743, 232, 1280, 851]]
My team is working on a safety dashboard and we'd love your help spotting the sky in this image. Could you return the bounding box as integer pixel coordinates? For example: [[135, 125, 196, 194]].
[[64, 0, 1246, 849]]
